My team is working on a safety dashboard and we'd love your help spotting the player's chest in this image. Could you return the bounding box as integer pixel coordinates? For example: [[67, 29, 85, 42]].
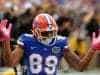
[[24, 42, 63, 58]]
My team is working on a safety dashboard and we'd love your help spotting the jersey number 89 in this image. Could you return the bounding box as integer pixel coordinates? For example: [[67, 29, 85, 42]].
[[29, 54, 58, 74]]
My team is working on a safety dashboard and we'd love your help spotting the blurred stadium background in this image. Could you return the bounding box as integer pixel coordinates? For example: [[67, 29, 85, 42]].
[[0, 0, 100, 75]]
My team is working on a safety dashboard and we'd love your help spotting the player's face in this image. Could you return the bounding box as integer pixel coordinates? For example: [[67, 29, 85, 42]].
[[39, 30, 56, 45], [40, 31, 54, 40]]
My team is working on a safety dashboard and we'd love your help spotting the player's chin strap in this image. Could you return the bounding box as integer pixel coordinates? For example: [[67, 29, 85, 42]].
[[41, 37, 53, 45], [40, 36, 57, 46]]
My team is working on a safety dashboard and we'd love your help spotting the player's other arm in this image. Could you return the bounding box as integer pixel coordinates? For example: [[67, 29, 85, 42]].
[[64, 32, 100, 71], [64, 48, 95, 72], [3, 41, 23, 67], [0, 19, 23, 67]]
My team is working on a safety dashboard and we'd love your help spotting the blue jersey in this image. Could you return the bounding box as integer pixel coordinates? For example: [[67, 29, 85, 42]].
[[17, 33, 68, 75]]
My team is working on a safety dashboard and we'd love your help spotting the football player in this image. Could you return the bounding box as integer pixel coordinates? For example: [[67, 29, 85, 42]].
[[0, 13, 100, 75]]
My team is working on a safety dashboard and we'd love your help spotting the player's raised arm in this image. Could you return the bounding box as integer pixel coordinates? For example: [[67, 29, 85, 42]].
[[64, 32, 100, 71], [64, 47, 95, 71], [3, 41, 23, 67], [0, 19, 23, 67]]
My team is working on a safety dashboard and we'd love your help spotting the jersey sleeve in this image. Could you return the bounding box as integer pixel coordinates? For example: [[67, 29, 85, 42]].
[[63, 37, 68, 48], [64, 37, 69, 49], [17, 34, 25, 47], [60, 37, 69, 57], [57, 36, 69, 57]]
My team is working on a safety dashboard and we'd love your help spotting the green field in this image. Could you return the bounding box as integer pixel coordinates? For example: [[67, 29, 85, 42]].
[[58, 68, 100, 75], [0, 67, 100, 75]]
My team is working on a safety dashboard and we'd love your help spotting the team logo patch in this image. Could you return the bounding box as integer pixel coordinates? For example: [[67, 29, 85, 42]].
[[52, 46, 61, 54]]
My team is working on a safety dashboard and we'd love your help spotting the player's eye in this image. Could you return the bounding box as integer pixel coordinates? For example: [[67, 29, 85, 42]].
[[41, 31, 53, 37]]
